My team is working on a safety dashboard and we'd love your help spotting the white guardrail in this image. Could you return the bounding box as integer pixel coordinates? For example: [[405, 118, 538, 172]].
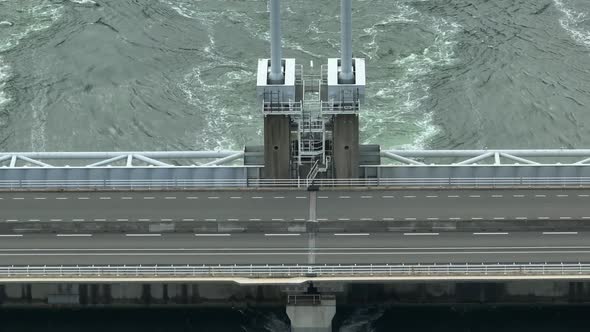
[[1, 263, 590, 279], [2, 177, 590, 190]]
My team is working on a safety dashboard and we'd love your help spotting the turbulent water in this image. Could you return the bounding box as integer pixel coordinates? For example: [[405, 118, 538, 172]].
[[2, 0, 590, 152], [2, 0, 590, 330]]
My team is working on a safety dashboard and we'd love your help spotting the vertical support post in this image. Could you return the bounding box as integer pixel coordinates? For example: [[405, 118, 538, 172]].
[[264, 115, 291, 179], [269, 0, 284, 83], [286, 295, 336, 332], [339, 0, 353, 83]]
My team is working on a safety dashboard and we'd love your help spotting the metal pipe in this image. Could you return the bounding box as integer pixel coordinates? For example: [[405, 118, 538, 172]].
[[339, 0, 354, 83], [269, 0, 283, 83], [381, 152, 425, 165], [382, 150, 590, 157], [0, 151, 242, 159], [201, 152, 245, 166]]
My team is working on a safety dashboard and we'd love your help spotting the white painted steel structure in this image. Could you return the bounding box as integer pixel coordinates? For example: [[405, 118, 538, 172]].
[[1, 263, 590, 282], [0, 151, 245, 167], [2, 150, 590, 189], [339, 0, 354, 83], [269, 0, 283, 83]]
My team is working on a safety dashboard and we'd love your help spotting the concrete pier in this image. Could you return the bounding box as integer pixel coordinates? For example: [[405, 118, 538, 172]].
[[264, 115, 291, 179], [286, 294, 336, 332], [332, 114, 359, 178]]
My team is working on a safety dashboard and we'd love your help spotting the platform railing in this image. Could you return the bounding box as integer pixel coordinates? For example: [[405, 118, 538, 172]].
[[2, 177, 590, 190], [0, 263, 589, 279]]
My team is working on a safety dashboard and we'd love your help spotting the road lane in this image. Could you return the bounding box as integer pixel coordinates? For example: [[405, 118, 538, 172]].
[[1, 189, 590, 222], [0, 232, 588, 265], [0, 191, 309, 222], [317, 189, 590, 221]]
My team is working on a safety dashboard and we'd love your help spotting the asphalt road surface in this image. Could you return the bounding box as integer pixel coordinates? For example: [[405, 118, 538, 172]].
[[0, 231, 589, 265], [1, 189, 590, 223]]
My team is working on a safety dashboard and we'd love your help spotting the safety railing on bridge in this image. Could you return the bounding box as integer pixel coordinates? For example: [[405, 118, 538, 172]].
[[2, 177, 590, 190], [1, 263, 590, 279]]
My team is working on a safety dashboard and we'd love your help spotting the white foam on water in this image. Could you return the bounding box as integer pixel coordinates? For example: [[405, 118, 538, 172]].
[[0, 59, 9, 114], [338, 308, 384, 332], [30, 95, 47, 152], [362, 2, 460, 150], [0, 1, 64, 150], [554, 0, 590, 48], [68, 0, 96, 5], [180, 63, 253, 150]]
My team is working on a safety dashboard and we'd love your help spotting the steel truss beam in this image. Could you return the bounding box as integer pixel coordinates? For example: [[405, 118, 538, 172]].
[[0, 151, 245, 168], [381, 149, 590, 166]]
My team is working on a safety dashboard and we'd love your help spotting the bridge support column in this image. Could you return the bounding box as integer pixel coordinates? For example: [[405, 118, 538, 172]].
[[264, 115, 291, 179], [332, 114, 359, 178], [286, 294, 336, 332]]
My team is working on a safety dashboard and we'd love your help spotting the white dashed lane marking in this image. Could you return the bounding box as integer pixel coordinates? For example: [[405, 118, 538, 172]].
[[473, 232, 509, 235], [194, 234, 231, 237], [543, 232, 578, 235], [265, 233, 301, 237], [334, 233, 370, 236], [404, 233, 439, 236]]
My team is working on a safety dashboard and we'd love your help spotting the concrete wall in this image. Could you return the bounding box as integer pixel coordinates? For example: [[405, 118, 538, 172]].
[[264, 115, 291, 179], [333, 115, 359, 179]]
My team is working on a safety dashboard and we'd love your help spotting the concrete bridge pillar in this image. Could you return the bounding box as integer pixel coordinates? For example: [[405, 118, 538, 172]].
[[286, 294, 336, 332], [264, 115, 291, 179]]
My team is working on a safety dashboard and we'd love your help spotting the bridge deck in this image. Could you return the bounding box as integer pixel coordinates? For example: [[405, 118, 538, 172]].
[[0, 188, 589, 223], [1, 231, 590, 266]]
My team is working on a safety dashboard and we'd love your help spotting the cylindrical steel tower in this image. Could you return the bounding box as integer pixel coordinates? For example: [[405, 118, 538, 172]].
[[269, 0, 284, 83], [339, 0, 354, 83]]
